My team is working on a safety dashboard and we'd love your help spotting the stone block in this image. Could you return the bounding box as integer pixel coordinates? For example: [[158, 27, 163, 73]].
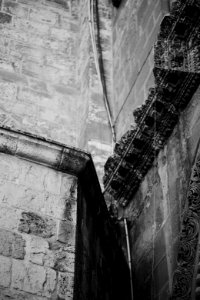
[[11, 260, 56, 297], [18, 212, 56, 239], [18, 163, 49, 192], [43, 268, 57, 298], [139, 0, 157, 30], [60, 174, 77, 199], [0, 288, 46, 300], [0, 229, 25, 259], [15, 43, 44, 64], [11, 259, 46, 294], [0, 181, 46, 213], [45, 246, 75, 273], [0, 12, 12, 23], [0, 205, 20, 230], [29, 8, 58, 26], [0, 255, 11, 287], [57, 220, 76, 245], [137, 0, 148, 26], [3, 1, 29, 18], [154, 0, 162, 21], [12, 233, 26, 260], [135, 59, 151, 99], [145, 70, 155, 92], [41, 193, 66, 219], [22, 60, 43, 79], [0, 69, 28, 85], [43, 169, 62, 195], [30, 252, 44, 266], [50, 27, 72, 41], [29, 236, 49, 266], [44, 0, 70, 10], [58, 272, 74, 299], [146, 15, 154, 36], [160, 0, 170, 15], [0, 81, 18, 103]]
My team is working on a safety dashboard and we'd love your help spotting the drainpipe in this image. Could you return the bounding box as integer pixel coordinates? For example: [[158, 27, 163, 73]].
[[124, 218, 134, 300], [88, 0, 116, 148]]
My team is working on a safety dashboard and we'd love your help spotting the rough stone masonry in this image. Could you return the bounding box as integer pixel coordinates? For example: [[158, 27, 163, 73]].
[[0, 151, 77, 299]]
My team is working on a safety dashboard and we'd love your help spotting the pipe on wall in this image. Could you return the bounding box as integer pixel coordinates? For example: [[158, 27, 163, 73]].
[[124, 218, 134, 300], [88, 0, 116, 147]]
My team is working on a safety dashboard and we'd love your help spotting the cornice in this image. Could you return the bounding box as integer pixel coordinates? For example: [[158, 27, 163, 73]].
[[0, 126, 91, 177], [103, 0, 200, 207], [0, 126, 108, 216]]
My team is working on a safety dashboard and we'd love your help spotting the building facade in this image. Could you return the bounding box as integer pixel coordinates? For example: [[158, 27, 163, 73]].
[[0, 0, 199, 299]]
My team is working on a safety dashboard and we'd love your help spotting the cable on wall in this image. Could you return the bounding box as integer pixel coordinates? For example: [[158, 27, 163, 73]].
[[88, 0, 116, 147]]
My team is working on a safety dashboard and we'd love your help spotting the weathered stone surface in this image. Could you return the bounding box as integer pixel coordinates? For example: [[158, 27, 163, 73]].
[[0, 0, 81, 147], [0, 205, 21, 230], [0, 288, 46, 300], [43, 268, 57, 297], [0, 12, 12, 23], [0, 255, 11, 288], [57, 220, 75, 245], [58, 272, 74, 299], [78, 0, 113, 185], [12, 233, 26, 260], [0, 136, 77, 298], [0, 151, 78, 219], [44, 245, 75, 273], [0, 229, 25, 259], [18, 212, 56, 239], [54, 250, 75, 273], [28, 236, 49, 266], [112, 0, 162, 134], [11, 259, 57, 297]]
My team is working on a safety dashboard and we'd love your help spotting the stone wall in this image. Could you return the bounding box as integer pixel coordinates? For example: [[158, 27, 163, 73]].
[[119, 85, 200, 299], [0, 0, 113, 184], [0, 152, 77, 299], [0, 0, 80, 146], [0, 128, 133, 299], [105, 1, 200, 298], [77, 0, 113, 185], [112, 0, 169, 139]]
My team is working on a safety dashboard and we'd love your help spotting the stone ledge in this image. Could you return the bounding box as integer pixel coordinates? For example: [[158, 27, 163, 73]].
[[0, 125, 104, 218], [0, 126, 91, 177]]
